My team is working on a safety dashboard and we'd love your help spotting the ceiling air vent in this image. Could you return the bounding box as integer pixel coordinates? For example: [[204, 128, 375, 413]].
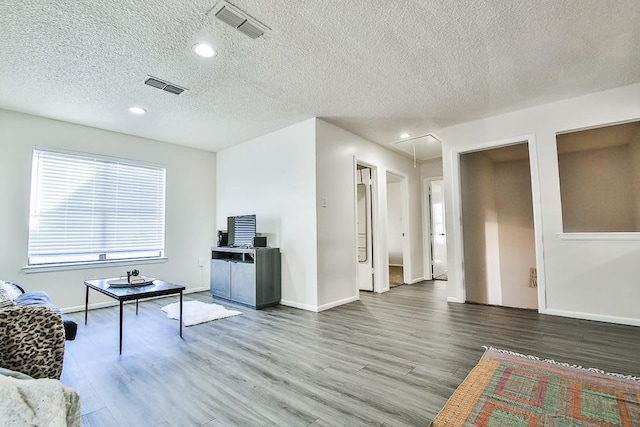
[[237, 20, 265, 39], [208, 1, 270, 39], [163, 85, 184, 95], [215, 3, 246, 28], [144, 77, 188, 95]]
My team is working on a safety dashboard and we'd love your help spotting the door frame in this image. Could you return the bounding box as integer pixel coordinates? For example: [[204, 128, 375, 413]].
[[422, 176, 443, 280], [449, 133, 547, 312]]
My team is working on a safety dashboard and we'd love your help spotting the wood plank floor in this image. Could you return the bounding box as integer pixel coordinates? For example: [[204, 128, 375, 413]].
[[61, 281, 640, 426]]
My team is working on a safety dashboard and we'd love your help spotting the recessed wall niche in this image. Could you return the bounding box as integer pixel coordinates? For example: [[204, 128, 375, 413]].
[[557, 121, 640, 233], [460, 142, 537, 309]]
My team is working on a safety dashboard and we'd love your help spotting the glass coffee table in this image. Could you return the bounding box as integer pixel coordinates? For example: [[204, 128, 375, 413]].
[[84, 278, 185, 354]]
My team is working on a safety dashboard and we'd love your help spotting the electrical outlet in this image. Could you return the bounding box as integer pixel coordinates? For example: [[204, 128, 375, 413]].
[[529, 267, 537, 288]]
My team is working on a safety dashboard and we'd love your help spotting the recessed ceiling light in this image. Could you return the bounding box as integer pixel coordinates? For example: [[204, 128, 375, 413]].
[[128, 107, 146, 115], [192, 43, 216, 58], [400, 133, 412, 139]]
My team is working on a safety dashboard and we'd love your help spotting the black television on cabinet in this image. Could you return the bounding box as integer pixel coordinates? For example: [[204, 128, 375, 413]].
[[227, 214, 256, 247]]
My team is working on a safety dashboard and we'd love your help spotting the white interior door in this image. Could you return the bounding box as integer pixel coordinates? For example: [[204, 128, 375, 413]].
[[357, 167, 374, 291], [430, 180, 448, 280]]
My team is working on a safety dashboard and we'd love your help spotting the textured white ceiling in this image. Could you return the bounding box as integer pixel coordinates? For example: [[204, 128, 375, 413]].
[[1, 0, 640, 160]]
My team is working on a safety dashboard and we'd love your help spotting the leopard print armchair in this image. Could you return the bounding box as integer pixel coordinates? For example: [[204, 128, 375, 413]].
[[0, 305, 65, 379]]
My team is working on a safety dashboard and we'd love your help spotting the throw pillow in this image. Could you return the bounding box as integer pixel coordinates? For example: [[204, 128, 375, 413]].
[[0, 285, 15, 308], [14, 292, 62, 315], [0, 280, 23, 300]]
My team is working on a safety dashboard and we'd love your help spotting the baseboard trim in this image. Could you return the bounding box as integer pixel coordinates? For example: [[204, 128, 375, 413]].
[[544, 308, 640, 327], [317, 295, 359, 312], [61, 286, 210, 314], [408, 277, 426, 284], [279, 299, 319, 312], [279, 295, 360, 313], [184, 287, 210, 295], [447, 297, 464, 303]]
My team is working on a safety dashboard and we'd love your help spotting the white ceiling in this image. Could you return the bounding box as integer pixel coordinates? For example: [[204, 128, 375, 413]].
[[1, 1, 640, 161]]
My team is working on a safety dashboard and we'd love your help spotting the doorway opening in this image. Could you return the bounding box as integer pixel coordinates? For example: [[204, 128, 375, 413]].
[[356, 164, 375, 291], [424, 179, 448, 281], [459, 142, 538, 309], [385, 170, 410, 290], [386, 171, 405, 288]]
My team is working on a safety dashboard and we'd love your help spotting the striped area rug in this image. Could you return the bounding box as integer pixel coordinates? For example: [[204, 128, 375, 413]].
[[432, 347, 640, 426]]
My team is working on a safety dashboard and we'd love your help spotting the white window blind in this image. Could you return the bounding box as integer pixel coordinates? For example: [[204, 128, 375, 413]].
[[27, 148, 166, 266]]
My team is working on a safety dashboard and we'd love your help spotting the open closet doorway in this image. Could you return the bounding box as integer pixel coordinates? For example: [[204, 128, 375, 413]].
[[386, 170, 409, 289], [356, 164, 375, 291], [459, 142, 539, 309]]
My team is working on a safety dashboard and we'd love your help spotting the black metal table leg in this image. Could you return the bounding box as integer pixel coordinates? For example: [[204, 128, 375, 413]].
[[179, 291, 183, 338], [84, 286, 89, 325], [119, 300, 124, 354], [136, 299, 139, 315]]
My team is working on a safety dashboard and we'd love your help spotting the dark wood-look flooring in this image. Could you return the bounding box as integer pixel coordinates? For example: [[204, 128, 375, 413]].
[[61, 281, 640, 426]]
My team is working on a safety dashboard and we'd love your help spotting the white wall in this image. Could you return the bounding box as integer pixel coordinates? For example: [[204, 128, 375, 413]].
[[216, 119, 319, 310], [387, 182, 403, 266], [441, 83, 640, 325], [0, 109, 216, 311], [420, 157, 444, 179], [315, 119, 424, 308]]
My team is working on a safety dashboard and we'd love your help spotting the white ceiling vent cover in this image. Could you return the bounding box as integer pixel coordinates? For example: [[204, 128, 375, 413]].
[[144, 77, 188, 95], [208, 1, 270, 39]]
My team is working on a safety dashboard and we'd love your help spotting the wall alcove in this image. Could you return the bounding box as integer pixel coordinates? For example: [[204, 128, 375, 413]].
[[557, 121, 640, 233], [460, 142, 538, 309]]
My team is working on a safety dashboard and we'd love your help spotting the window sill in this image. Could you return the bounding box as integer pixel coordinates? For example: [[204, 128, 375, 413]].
[[557, 233, 640, 241], [21, 257, 168, 274]]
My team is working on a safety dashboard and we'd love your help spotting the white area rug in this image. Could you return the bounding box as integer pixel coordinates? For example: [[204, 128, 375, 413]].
[[161, 301, 242, 326]]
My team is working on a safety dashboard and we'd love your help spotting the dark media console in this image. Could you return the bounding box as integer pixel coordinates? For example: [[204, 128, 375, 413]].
[[210, 246, 281, 309]]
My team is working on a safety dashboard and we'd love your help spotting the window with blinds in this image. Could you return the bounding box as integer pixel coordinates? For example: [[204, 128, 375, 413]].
[[27, 148, 166, 266]]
